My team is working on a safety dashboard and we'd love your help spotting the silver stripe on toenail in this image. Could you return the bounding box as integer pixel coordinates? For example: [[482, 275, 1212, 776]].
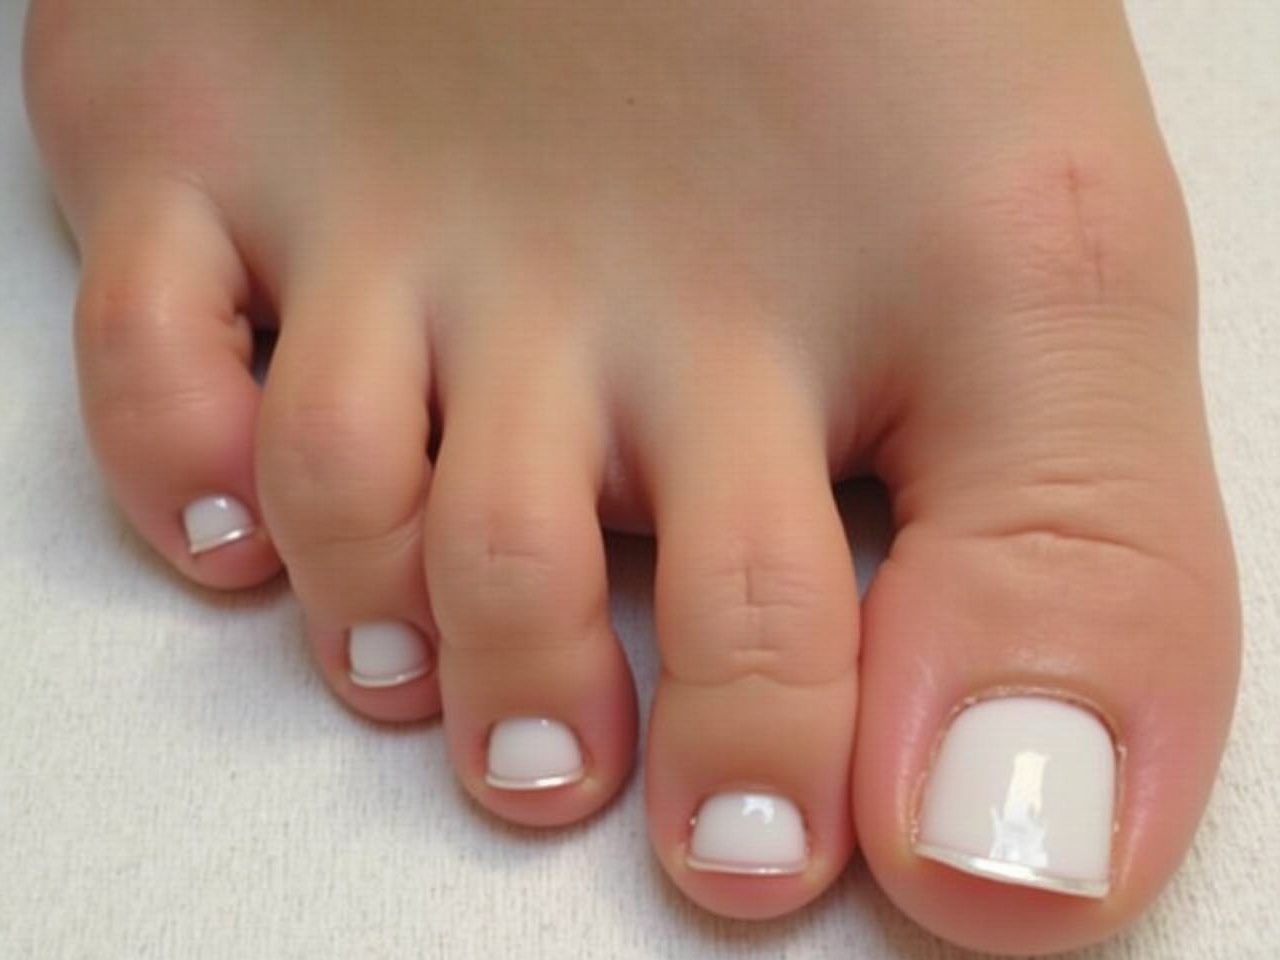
[[913, 844, 1110, 899], [348, 663, 432, 689], [188, 525, 257, 556], [484, 769, 586, 792], [684, 856, 807, 877]]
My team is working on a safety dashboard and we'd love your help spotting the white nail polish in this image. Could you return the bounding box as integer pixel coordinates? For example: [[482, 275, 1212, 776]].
[[183, 495, 256, 555], [687, 792, 808, 876], [486, 717, 585, 790], [348, 622, 432, 688], [915, 696, 1116, 898]]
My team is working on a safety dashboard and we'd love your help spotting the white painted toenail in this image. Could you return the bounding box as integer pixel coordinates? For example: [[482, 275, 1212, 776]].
[[486, 718, 585, 791], [183, 495, 256, 555], [686, 792, 808, 876], [348, 622, 432, 688], [914, 696, 1116, 899]]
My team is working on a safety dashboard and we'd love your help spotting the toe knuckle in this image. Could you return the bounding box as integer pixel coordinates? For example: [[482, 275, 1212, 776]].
[[260, 391, 422, 540], [75, 271, 167, 362], [80, 352, 228, 463], [668, 542, 852, 686], [955, 458, 1229, 598], [86, 377, 220, 444], [430, 504, 587, 639]]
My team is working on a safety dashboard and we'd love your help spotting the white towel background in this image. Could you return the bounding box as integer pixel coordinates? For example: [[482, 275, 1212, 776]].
[[3, 1, 1277, 957]]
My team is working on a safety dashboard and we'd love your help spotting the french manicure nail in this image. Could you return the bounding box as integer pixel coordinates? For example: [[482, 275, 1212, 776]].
[[183, 494, 256, 555], [686, 791, 807, 876], [914, 695, 1116, 898], [348, 621, 432, 688], [486, 717, 585, 790]]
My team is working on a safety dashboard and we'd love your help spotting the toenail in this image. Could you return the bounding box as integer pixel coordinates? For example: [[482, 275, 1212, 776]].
[[183, 494, 256, 555], [485, 718, 585, 791], [686, 792, 808, 876], [347, 621, 433, 688], [914, 695, 1116, 899]]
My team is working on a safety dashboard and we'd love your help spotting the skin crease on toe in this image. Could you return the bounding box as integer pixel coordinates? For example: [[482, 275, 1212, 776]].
[[23, 0, 1239, 952]]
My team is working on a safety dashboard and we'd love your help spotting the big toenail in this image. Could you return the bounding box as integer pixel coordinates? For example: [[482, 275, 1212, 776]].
[[485, 718, 585, 791], [914, 695, 1117, 899], [347, 622, 432, 688], [686, 792, 808, 876], [183, 494, 256, 555]]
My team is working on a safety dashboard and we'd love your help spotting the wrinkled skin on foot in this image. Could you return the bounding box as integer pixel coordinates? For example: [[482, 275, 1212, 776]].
[[25, 0, 1238, 953]]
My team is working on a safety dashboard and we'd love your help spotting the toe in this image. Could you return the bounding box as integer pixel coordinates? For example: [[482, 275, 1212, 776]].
[[858, 471, 1237, 954], [74, 181, 280, 589], [257, 253, 438, 722], [642, 353, 859, 919], [423, 322, 636, 827], [856, 175, 1239, 953]]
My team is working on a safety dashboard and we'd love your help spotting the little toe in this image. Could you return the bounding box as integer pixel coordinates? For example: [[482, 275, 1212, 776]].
[[855, 170, 1239, 953], [423, 325, 637, 827], [256, 252, 439, 723], [73, 181, 280, 589], [642, 356, 859, 920]]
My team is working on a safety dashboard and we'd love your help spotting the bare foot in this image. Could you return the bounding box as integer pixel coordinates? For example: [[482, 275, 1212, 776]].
[[24, 0, 1238, 952]]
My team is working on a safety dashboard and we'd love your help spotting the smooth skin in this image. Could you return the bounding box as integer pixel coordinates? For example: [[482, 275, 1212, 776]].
[[23, 0, 1239, 953]]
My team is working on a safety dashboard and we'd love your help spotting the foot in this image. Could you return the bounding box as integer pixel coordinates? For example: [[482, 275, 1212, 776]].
[[24, 0, 1239, 952]]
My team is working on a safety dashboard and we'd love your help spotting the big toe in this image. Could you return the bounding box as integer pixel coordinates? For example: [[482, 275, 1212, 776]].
[[854, 162, 1239, 953]]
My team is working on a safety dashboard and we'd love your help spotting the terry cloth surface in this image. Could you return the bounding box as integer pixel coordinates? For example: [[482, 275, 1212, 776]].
[[2, 1, 1277, 957]]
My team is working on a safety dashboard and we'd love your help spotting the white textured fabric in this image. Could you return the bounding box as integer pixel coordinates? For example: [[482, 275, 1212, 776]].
[[2, 1, 1278, 957]]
